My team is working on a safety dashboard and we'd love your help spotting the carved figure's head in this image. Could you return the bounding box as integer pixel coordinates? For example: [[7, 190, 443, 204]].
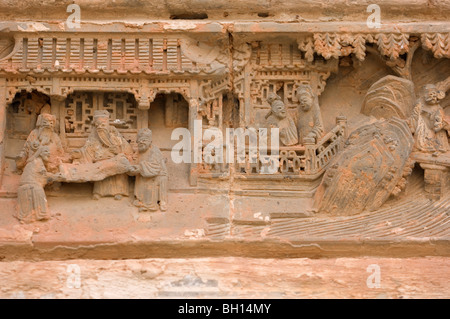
[[93, 110, 111, 131], [422, 84, 445, 105], [296, 84, 314, 112], [93, 110, 115, 146], [267, 93, 287, 119], [36, 113, 56, 130], [137, 128, 152, 152], [39, 146, 51, 162]]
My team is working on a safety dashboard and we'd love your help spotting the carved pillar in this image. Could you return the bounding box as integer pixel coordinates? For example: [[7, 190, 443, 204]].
[[336, 115, 348, 152], [420, 163, 449, 200], [336, 115, 348, 138], [50, 95, 67, 148], [189, 80, 200, 186], [50, 94, 64, 135], [136, 81, 153, 130], [0, 78, 6, 187], [304, 137, 316, 174], [243, 63, 251, 126]]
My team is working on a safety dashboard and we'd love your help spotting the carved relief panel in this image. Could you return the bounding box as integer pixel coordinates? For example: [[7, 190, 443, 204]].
[[64, 92, 138, 148]]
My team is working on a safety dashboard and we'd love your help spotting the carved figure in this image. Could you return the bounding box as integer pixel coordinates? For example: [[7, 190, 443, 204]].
[[129, 128, 168, 212], [72, 110, 133, 200], [16, 113, 65, 173], [16, 146, 53, 222], [410, 84, 449, 155], [265, 93, 298, 146], [296, 84, 324, 144]]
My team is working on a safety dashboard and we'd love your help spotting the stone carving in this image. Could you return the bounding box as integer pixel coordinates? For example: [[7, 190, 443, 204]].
[[296, 84, 324, 144], [362, 75, 416, 120], [421, 33, 450, 59], [129, 128, 168, 212], [16, 146, 53, 222], [72, 110, 133, 200], [0, 34, 15, 60], [410, 84, 449, 155], [0, 4, 449, 289], [265, 93, 298, 146], [314, 118, 414, 215], [16, 113, 65, 173]]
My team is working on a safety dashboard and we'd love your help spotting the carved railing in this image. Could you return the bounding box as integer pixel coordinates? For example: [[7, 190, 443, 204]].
[[198, 116, 347, 180]]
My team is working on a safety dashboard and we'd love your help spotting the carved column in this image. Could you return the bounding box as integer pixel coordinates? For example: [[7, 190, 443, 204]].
[[243, 63, 252, 127], [189, 80, 200, 186], [50, 95, 65, 140], [136, 80, 153, 130], [336, 115, 348, 138], [304, 137, 316, 174], [0, 78, 6, 187], [420, 163, 449, 200]]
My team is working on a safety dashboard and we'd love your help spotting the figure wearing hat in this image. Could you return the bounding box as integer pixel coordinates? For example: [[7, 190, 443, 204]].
[[72, 110, 133, 200]]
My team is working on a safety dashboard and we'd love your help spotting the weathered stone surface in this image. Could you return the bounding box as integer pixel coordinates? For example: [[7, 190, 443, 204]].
[[0, 0, 449, 299], [0, 257, 449, 299]]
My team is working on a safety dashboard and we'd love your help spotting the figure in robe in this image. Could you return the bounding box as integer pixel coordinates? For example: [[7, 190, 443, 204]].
[[16, 113, 66, 173], [72, 110, 133, 200], [265, 93, 298, 146], [296, 84, 324, 144], [16, 146, 53, 222], [409, 84, 449, 155], [129, 128, 168, 212]]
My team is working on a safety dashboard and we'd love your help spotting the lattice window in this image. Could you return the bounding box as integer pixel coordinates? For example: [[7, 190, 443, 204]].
[[100, 93, 137, 130], [64, 92, 94, 134], [64, 92, 137, 136]]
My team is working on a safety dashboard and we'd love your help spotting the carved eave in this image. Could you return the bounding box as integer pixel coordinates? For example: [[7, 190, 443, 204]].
[[296, 32, 450, 62]]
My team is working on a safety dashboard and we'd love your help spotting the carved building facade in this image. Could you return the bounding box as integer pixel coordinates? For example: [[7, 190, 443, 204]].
[[0, 0, 449, 298]]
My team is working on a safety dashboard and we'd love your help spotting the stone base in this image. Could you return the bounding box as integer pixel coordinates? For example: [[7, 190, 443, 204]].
[[0, 257, 448, 299]]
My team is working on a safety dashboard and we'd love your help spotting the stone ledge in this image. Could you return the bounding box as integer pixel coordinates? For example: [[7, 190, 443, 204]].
[[0, 256, 449, 298]]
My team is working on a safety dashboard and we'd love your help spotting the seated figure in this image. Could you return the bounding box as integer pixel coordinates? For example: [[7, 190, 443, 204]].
[[129, 128, 168, 212], [265, 93, 298, 146]]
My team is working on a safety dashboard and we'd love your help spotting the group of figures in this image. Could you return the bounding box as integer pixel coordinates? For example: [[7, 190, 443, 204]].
[[315, 78, 450, 215], [12, 78, 450, 222], [265, 84, 324, 146], [16, 110, 168, 223]]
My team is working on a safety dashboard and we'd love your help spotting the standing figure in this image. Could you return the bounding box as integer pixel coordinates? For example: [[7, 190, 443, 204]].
[[265, 93, 298, 146], [410, 84, 449, 155], [129, 128, 168, 212], [296, 84, 324, 144], [72, 110, 133, 200], [16, 146, 53, 222], [16, 113, 65, 173]]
